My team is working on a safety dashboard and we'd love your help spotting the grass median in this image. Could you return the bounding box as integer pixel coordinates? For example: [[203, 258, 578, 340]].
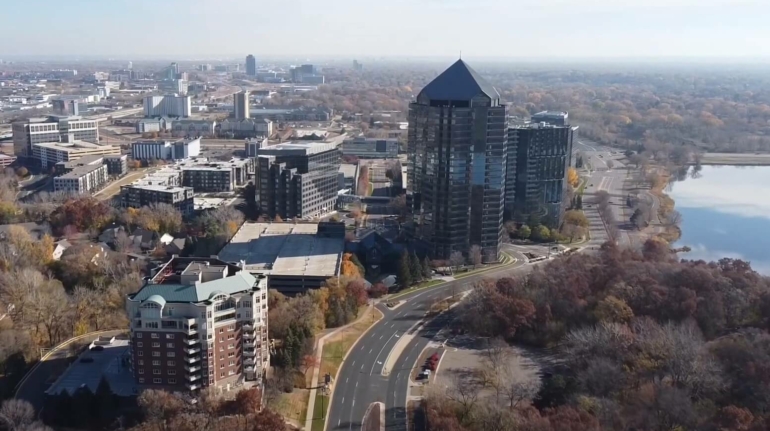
[[310, 306, 384, 431]]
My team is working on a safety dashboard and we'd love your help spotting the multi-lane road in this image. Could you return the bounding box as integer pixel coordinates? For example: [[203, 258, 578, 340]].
[[326, 244, 556, 431]]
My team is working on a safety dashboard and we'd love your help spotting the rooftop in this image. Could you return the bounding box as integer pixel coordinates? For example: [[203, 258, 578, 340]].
[[339, 163, 358, 178], [123, 184, 191, 193], [34, 141, 116, 152], [257, 141, 339, 157], [45, 337, 136, 397], [57, 162, 104, 179], [418, 59, 500, 102], [218, 222, 344, 277]]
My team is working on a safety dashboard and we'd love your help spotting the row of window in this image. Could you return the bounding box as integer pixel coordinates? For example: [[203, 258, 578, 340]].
[[137, 360, 175, 366], [138, 378, 175, 384], [135, 332, 175, 339], [138, 368, 176, 376], [136, 342, 175, 348], [137, 351, 174, 357]]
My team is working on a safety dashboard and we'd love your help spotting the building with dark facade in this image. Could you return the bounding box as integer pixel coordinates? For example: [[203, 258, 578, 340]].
[[408, 60, 507, 263], [256, 142, 341, 220], [506, 122, 574, 223], [531, 111, 569, 127], [121, 184, 194, 216], [234, 91, 250, 120], [126, 257, 269, 393], [105, 155, 128, 176], [245, 55, 257, 77]]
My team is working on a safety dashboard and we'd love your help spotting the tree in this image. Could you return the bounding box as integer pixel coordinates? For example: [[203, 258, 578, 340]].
[[396, 251, 412, 288], [594, 296, 634, 323], [449, 251, 465, 270], [567, 167, 579, 187], [369, 282, 388, 298], [340, 253, 362, 278], [630, 208, 647, 230], [233, 387, 262, 416], [517, 224, 531, 240], [468, 245, 482, 268], [15, 167, 28, 178], [532, 225, 551, 242], [0, 399, 35, 430], [606, 160, 615, 170], [421, 256, 432, 279], [409, 251, 423, 283], [563, 210, 589, 228]]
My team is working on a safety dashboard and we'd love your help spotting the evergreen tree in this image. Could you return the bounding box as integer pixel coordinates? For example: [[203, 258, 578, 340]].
[[350, 253, 366, 275], [284, 327, 297, 368], [421, 256, 432, 279], [409, 251, 423, 282], [396, 250, 412, 288], [576, 194, 583, 209], [95, 376, 117, 427]]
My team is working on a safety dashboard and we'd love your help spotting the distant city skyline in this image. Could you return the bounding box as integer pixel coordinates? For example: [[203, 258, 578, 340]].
[[0, 0, 768, 59]]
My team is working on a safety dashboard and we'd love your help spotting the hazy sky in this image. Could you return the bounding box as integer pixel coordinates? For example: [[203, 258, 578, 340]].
[[1, 0, 769, 59]]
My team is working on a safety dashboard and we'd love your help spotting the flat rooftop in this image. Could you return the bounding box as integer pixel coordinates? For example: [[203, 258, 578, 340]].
[[123, 184, 190, 193], [34, 141, 115, 152], [46, 338, 136, 397], [218, 222, 343, 278], [257, 141, 339, 157], [57, 162, 104, 179], [339, 163, 357, 178]]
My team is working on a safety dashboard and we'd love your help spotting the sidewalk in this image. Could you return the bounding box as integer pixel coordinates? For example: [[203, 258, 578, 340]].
[[305, 304, 381, 431]]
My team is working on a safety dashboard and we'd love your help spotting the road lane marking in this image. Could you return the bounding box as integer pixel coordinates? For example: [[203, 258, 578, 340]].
[[369, 348, 372, 354], [370, 331, 398, 375], [346, 378, 348, 383]]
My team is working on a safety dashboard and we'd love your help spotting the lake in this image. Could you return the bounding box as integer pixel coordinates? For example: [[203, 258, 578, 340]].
[[669, 165, 770, 274]]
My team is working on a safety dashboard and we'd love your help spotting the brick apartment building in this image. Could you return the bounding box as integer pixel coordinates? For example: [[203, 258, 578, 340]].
[[126, 257, 269, 392]]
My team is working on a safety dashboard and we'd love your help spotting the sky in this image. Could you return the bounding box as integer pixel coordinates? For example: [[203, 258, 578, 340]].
[[1, 0, 769, 60]]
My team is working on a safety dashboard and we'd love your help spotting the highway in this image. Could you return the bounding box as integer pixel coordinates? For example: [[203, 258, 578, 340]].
[[327, 244, 540, 431]]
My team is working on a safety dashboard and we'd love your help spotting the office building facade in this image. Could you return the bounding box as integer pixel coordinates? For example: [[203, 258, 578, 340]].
[[131, 138, 200, 161], [341, 137, 399, 159], [126, 257, 269, 392], [246, 55, 257, 77], [506, 123, 574, 223], [256, 142, 341, 220], [531, 111, 569, 127], [234, 91, 250, 120], [408, 60, 507, 262], [105, 155, 128, 176], [12, 116, 99, 158], [143, 95, 191, 118]]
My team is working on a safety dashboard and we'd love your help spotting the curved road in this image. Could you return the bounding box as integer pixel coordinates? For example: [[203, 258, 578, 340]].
[[327, 245, 537, 430]]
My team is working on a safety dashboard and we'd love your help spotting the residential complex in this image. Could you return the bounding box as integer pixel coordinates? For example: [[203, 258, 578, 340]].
[[178, 158, 253, 192], [341, 137, 399, 159], [12, 115, 99, 158], [131, 138, 201, 161], [171, 119, 217, 138], [104, 154, 129, 177], [218, 221, 345, 294], [256, 141, 341, 220], [143, 95, 191, 118], [219, 118, 273, 139], [234, 91, 249, 120], [126, 257, 269, 392], [121, 184, 194, 216], [53, 162, 108, 194], [506, 121, 575, 222], [408, 60, 507, 263]]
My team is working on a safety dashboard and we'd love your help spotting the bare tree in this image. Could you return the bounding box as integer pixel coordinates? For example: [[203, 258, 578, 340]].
[[667, 210, 683, 226], [468, 245, 483, 268], [606, 160, 615, 170], [446, 372, 483, 423], [449, 251, 465, 271], [0, 399, 35, 430]]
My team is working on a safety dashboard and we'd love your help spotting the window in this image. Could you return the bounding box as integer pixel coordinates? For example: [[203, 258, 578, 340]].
[[152, 342, 160, 348], [228, 370, 235, 376], [166, 343, 174, 348], [166, 334, 174, 339], [168, 370, 176, 376], [219, 337, 224, 343], [152, 352, 160, 357], [227, 334, 234, 340], [138, 360, 144, 366], [138, 368, 145, 374], [138, 351, 144, 357], [168, 378, 177, 384], [152, 360, 160, 366], [167, 352, 175, 357], [220, 372, 225, 378], [139, 378, 145, 384], [153, 378, 162, 384], [137, 342, 143, 347], [220, 363, 225, 369], [229, 360, 235, 366], [151, 333, 159, 339], [153, 369, 161, 375], [136, 333, 143, 338], [219, 328, 224, 334], [167, 361, 175, 366], [228, 344, 234, 349], [228, 352, 235, 358]]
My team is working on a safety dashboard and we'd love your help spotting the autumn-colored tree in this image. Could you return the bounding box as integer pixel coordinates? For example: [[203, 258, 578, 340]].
[[369, 282, 388, 298], [567, 167, 579, 188], [233, 388, 263, 416], [49, 197, 113, 234], [563, 210, 589, 228], [594, 295, 634, 323], [340, 253, 362, 278], [15, 167, 29, 178]]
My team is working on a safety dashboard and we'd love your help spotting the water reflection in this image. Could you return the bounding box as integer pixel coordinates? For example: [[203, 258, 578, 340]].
[[669, 165, 770, 274]]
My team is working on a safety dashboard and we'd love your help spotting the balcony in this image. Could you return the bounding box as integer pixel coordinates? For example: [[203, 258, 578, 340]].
[[242, 323, 254, 331], [186, 373, 201, 382], [186, 383, 200, 391], [185, 364, 201, 373], [184, 337, 200, 346], [243, 349, 255, 357], [243, 340, 254, 348], [244, 358, 255, 366], [184, 355, 201, 364], [243, 332, 254, 340], [184, 347, 201, 355], [184, 325, 199, 335]]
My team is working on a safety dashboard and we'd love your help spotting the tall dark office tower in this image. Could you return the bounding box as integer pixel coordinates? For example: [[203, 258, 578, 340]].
[[505, 121, 574, 224], [408, 60, 507, 262], [246, 55, 257, 77]]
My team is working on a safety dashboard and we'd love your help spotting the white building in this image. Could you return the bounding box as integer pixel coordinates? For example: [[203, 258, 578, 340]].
[[131, 138, 200, 161], [33, 140, 120, 169], [143, 95, 191, 118], [12, 115, 99, 158], [53, 163, 108, 194]]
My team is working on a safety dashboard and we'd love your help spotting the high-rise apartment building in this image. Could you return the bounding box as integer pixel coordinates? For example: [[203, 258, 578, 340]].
[[234, 91, 250, 120], [256, 142, 341, 220], [12, 115, 99, 158], [143, 95, 191, 118], [246, 55, 256, 77], [126, 257, 269, 392], [506, 121, 575, 223], [408, 60, 507, 262]]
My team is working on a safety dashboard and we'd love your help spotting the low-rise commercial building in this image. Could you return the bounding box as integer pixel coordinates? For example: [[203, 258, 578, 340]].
[[143, 95, 191, 118], [33, 138, 120, 169], [217, 221, 344, 294], [126, 257, 269, 392], [341, 137, 399, 159], [131, 138, 200, 161]]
